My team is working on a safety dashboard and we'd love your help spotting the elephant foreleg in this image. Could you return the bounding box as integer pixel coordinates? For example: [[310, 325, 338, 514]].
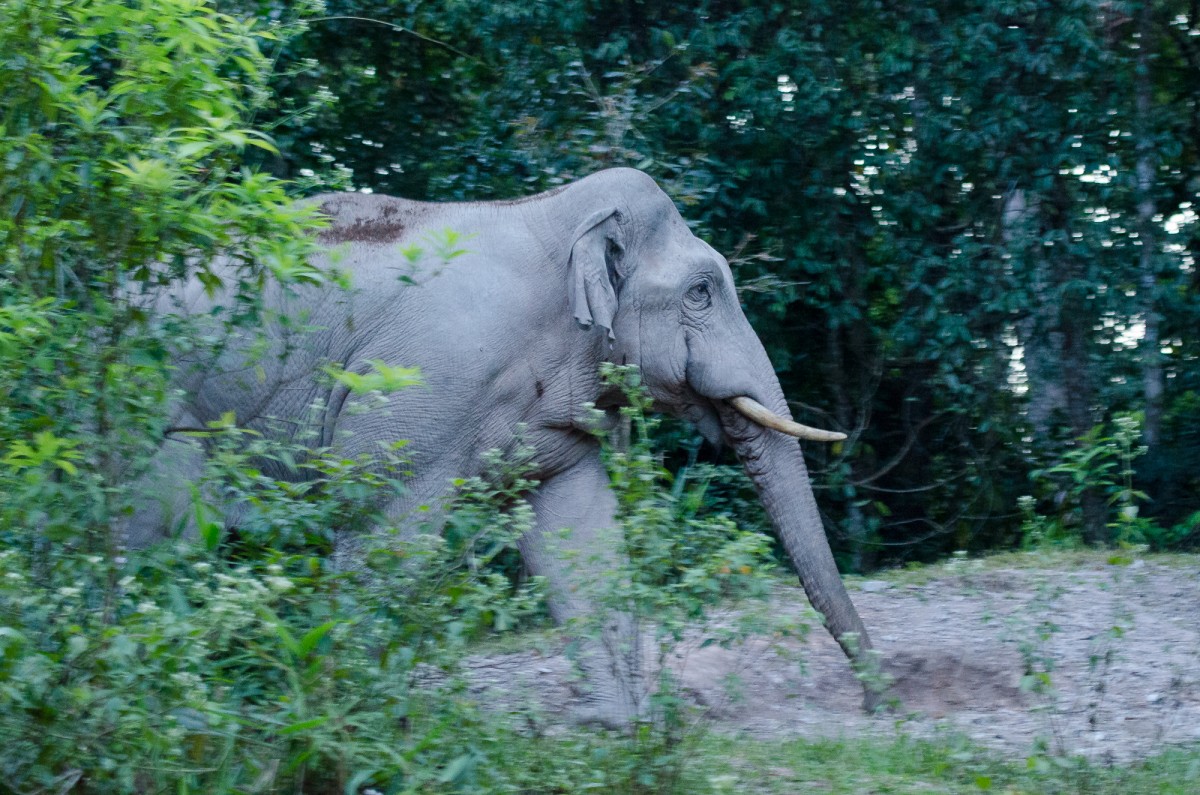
[[522, 451, 644, 727]]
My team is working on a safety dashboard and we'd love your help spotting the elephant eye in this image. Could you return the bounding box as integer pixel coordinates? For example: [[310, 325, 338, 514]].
[[686, 281, 712, 310]]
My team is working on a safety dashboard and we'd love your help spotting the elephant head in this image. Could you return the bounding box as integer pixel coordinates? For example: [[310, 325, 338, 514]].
[[562, 168, 881, 708]]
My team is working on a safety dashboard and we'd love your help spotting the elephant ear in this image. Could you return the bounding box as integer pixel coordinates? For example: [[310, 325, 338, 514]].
[[567, 208, 624, 341]]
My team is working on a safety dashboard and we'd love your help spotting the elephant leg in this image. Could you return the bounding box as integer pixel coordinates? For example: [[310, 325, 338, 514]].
[[120, 409, 207, 549], [522, 451, 644, 728]]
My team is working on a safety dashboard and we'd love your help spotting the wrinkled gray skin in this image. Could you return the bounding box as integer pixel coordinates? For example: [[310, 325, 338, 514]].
[[132, 168, 880, 725]]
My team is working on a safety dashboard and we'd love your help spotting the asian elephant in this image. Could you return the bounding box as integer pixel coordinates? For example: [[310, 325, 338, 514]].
[[137, 167, 882, 725]]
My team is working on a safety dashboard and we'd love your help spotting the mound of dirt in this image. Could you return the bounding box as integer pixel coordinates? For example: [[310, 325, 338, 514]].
[[466, 556, 1200, 761]]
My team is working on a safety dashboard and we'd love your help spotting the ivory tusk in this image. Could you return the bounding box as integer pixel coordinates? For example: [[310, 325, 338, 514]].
[[729, 396, 847, 442]]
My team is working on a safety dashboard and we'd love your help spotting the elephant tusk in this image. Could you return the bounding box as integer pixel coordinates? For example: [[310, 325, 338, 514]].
[[729, 396, 847, 442]]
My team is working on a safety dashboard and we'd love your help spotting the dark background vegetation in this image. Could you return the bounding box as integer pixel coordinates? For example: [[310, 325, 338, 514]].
[[253, 0, 1200, 566]]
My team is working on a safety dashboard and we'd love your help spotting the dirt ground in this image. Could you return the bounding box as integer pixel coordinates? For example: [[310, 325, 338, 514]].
[[465, 554, 1200, 762]]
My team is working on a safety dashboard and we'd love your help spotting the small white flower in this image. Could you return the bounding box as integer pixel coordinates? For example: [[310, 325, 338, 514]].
[[265, 576, 293, 593], [244, 579, 268, 595], [57, 586, 81, 598]]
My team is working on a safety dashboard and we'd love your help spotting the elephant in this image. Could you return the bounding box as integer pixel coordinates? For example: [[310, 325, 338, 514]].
[[133, 167, 882, 725]]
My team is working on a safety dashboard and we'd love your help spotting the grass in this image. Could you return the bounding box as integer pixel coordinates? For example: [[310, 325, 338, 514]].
[[710, 734, 1200, 795], [844, 548, 1200, 590], [491, 729, 1200, 794]]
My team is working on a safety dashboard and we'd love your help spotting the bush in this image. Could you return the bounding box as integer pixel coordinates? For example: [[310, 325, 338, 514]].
[[577, 364, 808, 794], [0, 1, 510, 790], [0, 367, 794, 793], [0, 432, 541, 792], [0, 0, 327, 558], [1019, 414, 1191, 550]]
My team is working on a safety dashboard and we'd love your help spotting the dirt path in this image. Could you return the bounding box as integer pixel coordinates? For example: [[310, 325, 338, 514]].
[[466, 554, 1200, 761]]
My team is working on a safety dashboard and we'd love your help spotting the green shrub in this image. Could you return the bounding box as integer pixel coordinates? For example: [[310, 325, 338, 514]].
[[0, 423, 544, 793], [576, 364, 809, 794], [0, 2, 543, 790], [1022, 414, 1166, 550], [0, 0, 330, 561], [0, 364, 795, 793]]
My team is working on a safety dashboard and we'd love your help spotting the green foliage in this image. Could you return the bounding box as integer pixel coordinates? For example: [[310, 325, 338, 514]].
[[0, 361, 790, 793], [0, 0, 327, 304], [0, 0, 330, 560], [703, 733, 1200, 795], [0, 1, 528, 790], [323, 359, 424, 395], [582, 364, 808, 794], [597, 364, 782, 631], [1019, 414, 1195, 550], [0, 428, 542, 793], [5, 1, 1200, 791]]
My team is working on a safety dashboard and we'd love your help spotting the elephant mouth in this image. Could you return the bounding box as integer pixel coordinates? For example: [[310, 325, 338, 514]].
[[726, 396, 846, 443]]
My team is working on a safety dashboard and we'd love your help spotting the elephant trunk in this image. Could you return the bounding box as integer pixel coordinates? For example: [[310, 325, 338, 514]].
[[718, 394, 883, 711]]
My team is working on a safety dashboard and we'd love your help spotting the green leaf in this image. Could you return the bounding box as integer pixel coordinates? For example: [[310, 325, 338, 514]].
[[324, 361, 422, 394], [66, 634, 88, 659], [343, 769, 379, 795], [437, 753, 474, 784], [174, 140, 213, 160], [279, 716, 329, 735], [258, 607, 300, 657], [297, 620, 338, 658], [191, 484, 224, 551]]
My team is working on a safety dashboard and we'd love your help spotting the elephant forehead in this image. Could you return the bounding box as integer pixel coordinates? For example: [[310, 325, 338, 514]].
[[698, 239, 735, 280], [633, 247, 718, 290]]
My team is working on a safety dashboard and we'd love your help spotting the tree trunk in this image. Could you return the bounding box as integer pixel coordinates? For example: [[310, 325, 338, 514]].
[[826, 329, 869, 572], [1005, 190, 1068, 438], [1136, 2, 1163, 453], [1061, 307, 1108, 545], [1005, 188, 1108, 544]]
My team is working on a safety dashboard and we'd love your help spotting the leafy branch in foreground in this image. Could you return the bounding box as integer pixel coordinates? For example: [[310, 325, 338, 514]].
[[0, 0, 335, 560], [571, 363, 810, 794], [0, 407, 546, 792]]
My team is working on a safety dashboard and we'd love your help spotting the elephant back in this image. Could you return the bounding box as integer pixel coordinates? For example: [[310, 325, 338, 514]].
[[308, 193, 433, 247]]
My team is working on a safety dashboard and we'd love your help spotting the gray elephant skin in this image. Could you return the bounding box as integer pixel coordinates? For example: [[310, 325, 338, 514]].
[[137, 167, 881, 724]]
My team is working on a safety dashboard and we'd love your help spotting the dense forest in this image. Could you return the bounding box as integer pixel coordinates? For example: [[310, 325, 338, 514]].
[[256, 0, 1200, 564], [2, 0, 1199, 792]]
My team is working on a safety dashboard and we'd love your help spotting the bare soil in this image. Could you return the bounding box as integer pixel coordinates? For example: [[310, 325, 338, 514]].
[[465, 554, 1200, 761]]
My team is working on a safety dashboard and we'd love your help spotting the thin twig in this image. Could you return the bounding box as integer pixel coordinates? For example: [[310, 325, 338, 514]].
[[308, 16, 487, 68]]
